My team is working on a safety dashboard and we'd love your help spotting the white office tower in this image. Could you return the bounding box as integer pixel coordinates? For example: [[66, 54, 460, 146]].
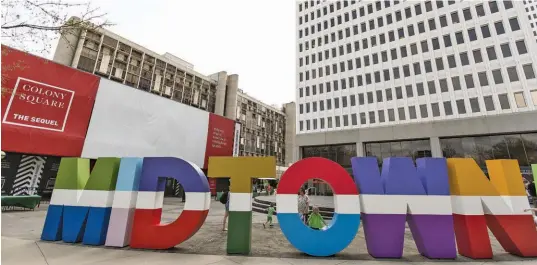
[[295, 0, 537, 186]]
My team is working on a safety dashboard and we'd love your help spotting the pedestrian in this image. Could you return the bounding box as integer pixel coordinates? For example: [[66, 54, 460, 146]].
[[219, 188, 230, 231], [308, 206, 327, 230], [263, 203, 275, 228], [298, 188, 310, 224]]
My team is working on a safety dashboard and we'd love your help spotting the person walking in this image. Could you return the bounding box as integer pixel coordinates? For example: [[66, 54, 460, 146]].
[[263, 203, 276, 228], [298, 188, 310, 224], [219, 188, 230, 231]]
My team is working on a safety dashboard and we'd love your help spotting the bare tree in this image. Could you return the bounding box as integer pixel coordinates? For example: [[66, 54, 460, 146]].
[[1, 0, 112, 100], [1, 0, 113, 56]]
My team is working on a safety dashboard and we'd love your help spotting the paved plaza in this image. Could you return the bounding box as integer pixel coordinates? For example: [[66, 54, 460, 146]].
[[2, 197, 536, 265]]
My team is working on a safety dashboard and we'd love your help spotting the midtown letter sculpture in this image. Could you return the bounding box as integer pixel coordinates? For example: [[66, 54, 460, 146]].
[[41, 156, 537, 260]]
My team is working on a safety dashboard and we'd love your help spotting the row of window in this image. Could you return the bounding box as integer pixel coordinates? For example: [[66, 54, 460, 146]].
[[298, 1, 517, 57], [299, 16, 521, 68], [299, 38, 528, 88], [299, 91, 537, 131], [299, 65, 536, 114], [299, 0, 512, 30], [299, 64, 535, 108]]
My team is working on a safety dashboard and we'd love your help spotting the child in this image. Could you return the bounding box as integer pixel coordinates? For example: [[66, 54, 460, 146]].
[[308, 206, 327, 230], [524, 208, 537, 225], [263, 203, 275, 228]]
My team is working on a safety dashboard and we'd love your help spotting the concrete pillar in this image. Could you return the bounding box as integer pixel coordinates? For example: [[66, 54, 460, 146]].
[[356, 142, 365, 157], [283, 102, 296, 166], [430, 136, 443, 158], [225, 74, 239, 120], [213, 71, 228, 116], [70, 29, 87, 68]]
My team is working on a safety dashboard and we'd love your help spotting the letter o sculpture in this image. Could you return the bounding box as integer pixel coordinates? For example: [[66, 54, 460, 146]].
[[276, 157, 360, 256]]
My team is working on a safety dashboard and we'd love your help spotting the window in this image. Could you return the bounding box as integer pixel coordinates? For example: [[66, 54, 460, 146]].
[[440, 78, 448, 92], [428, 18, 436, 30], [405, 7, 412, 18], [498, 93, 510, 109], [516, 40, 528, 54], [509, 17, 520, 31], [425, 1, 432, 12], [507, 66, 519, 82], [427, 80, 436, 94], [406, 85, 414, 97], [514, 92, 527, 108], [444, 101, 453, 115], [358, 93, 364, 105], [492, 69, 504, 84], [463, 8, 472, 21], [417, 83, 425, 96], [448, 55, 457, 68], [489, 1, 499, 13], [436, 57, 444, 71], [478, 71, 489, 86], [432, 38, 440, 50], [440, 15, 448, 27], [351, 114, 357, 126], [403, 65, 411, 77], [481, 24, 491, 38], [455, 32, 464, 44], [367, 92, 374, 103], [410, 43, 418, 55], [465, 74, 475, 89], [494, 21, 505, 35], [484, 95, 495, 111], [531, 90, 537, 106], [523, 64, 536, 79], [425, 60, 432, 73], [486, 46, 497, 60], [470, 97, 481, 113], [396, 86, 403, 99], [420, 104, 428, 118], [418, 22, 425, 33], [327, 99, 332, 109], [473, 49, 483, 63], [451, 12, 460, 24], [456, 99, 467, 114], [335, 116, 341, 127], [500, 43, 512, 58], [408, 25, 415, 36], [299, 121, 303, 131], [398, 27, 404, 38], [476, 4, 485, 17], [393, 67, 400, 79], [398, 107, 406, 120], [388, 109, 395, 121], [421, 40, 429, 53], [369, 111, 376, 123], [431, 103, 440, 117], [376, 90, 383, 102], [396, 10, 402, 21], [468, 28, 477, 41], [504, 0, 513, 9], [443, 34, 452, 47], [409, 106, 417, 119], [360, 113, 366, 124], [452, 76, 462, 90], [460, 52, 470, 66], [386, 88, 393, 101]]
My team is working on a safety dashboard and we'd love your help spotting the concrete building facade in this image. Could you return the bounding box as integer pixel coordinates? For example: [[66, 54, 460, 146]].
[[296, 0, 537, 192], [53, 23, 295, 169]]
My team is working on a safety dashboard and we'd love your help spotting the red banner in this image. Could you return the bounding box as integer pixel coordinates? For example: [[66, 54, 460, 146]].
[[203, 113, 235, 168], [1, 46, 100, 157]]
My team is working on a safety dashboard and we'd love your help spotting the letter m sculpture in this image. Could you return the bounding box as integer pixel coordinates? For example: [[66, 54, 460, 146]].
[[41, 157, 120, 245]]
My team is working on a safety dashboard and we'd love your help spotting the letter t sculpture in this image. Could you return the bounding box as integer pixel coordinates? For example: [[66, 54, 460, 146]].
[[208, 157, 276, 255]]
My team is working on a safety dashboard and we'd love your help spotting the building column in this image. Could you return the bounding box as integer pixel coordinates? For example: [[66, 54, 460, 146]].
[[213, 71, 228, 117], [71, 29, 87, 68], [224, 74, 239, 120], [430, 136, 443, 158], [356, 142, 365, 157]]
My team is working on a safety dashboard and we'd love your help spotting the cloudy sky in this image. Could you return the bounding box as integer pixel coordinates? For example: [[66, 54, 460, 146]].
[[33, 0, 297, 106]]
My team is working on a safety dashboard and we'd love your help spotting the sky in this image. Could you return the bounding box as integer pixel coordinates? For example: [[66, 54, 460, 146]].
[[49, 0, 297, 106]]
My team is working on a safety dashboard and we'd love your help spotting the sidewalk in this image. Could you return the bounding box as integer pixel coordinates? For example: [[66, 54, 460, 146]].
[[2, 237, 535, 265]]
